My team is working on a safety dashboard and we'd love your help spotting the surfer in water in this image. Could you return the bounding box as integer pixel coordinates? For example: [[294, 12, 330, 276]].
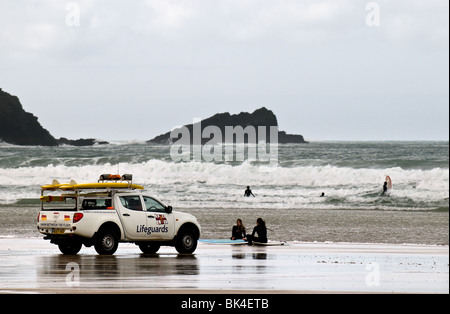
[[247, 218, 268, 245], [244, 186, 255, 197], [382, 181, 388, 195], [231, 218, 246, 240], [382, 176, 392, 196]]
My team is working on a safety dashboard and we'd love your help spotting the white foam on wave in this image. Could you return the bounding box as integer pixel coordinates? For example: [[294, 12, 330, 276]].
[[0, 160, 447, 187], [0, 160, 448, 209]]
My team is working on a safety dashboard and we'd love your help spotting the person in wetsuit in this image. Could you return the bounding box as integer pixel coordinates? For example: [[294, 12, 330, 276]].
[[382, 181, 388, 195], [247, 218, 267, 245], [244, 186, 255, 197], [231, 218, 246, 240]]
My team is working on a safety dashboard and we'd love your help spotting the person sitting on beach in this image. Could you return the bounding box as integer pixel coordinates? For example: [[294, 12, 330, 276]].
[[247, 218, 268, 245], [231, 218, 246, 240], [244, 186, 255, 197]]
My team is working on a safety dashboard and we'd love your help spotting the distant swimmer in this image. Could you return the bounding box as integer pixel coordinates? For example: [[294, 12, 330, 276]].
[[320, 192, 325, 197], [231, 218, 246, 240], [247, 218, 267, 245], [244, 186, 255, 197]]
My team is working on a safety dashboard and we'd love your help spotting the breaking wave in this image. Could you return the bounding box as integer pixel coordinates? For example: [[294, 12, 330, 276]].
[[0, 158, 447, 211]]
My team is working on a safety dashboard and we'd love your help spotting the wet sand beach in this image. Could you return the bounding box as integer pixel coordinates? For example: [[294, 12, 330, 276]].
[[0, 238, 448, 294]]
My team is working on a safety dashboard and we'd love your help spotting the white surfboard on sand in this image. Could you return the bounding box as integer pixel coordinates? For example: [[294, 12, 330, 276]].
[[253, 241, 287, 246], [199, 239, 288, 246], [199, 239, 247, 245]]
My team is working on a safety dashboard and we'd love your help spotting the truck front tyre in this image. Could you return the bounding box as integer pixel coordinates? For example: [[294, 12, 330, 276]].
[[175, 229, 197, 254], [58, 240, 82, 255], [94, 229, 119, 255]]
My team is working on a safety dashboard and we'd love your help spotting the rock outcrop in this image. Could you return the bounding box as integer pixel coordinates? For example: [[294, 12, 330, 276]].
[[0, 88, 108, 146], [147, 107, 307, 144], [0, 88, 58, 146], [56, 137, 109, 146]]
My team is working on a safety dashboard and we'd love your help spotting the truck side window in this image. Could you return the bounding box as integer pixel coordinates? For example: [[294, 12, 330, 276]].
[[143, 196, 166, 213], [82, 199, 111, 210], [119, 195, 143, 211]]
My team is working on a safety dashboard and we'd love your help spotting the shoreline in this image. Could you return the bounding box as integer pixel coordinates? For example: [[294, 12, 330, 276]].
[[1, 235, 449, 248], [0, 238, 448, 294]]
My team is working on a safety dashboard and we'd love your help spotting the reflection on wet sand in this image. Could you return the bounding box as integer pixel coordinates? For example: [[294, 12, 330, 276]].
[[0, 239, 447, 293], [233, 253, 267, 260], [38, 253, 200, 290], [35, 246, 281, 291]]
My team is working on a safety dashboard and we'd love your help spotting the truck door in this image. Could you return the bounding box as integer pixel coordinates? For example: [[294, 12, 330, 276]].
[[117, 195, 149, 240], [142, 196, 175, 240]]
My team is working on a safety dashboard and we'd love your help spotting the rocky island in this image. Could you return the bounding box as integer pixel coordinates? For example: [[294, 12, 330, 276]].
[[1, 88, 306, 146], [0, 88, 108, 146], [147, 107, 307, 144]]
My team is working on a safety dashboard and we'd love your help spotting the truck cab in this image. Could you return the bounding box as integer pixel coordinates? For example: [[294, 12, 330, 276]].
[[37, 174, 201, 255]]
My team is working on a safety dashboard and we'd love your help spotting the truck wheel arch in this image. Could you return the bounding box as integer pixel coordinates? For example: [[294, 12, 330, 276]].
[[96, 222, 122, 240], [177, 223, 200, 240]]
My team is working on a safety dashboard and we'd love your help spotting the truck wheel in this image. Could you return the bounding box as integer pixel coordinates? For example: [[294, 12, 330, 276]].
[[94, 229, 118, 255], [138, 243, 161, 254], [175, 229, 197, 254], [58, 240, 82, 255]]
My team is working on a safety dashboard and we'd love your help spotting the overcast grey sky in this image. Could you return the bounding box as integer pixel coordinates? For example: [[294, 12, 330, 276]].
[[0, 0, 448, 141]]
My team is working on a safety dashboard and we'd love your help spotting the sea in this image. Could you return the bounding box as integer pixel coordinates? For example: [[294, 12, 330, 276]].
[[0, 141, 448, 245]]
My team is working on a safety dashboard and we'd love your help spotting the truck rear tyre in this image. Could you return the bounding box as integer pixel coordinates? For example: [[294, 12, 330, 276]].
[[58, 240, 82, 255], [175, 229, 197, 254], [94, 229, 119, 255]]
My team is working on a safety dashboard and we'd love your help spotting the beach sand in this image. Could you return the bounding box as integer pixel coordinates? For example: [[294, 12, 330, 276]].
[[0, 238, 448, 294]]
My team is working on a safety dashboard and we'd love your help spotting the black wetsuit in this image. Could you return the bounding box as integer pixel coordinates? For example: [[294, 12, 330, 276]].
[[382, 182, 388, 195], [247, 225, 267, 244], [231, 226, 246, 240], [244, 188, 255, 197]]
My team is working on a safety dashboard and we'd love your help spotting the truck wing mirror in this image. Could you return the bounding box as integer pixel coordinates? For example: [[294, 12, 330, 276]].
[[165, 206, 173, 214]]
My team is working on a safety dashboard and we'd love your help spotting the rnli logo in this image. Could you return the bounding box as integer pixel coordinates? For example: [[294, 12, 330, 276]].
[[155, 214, 168, 225]]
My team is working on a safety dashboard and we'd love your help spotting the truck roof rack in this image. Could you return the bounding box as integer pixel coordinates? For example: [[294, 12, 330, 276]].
[[41, 174, 144, 191]]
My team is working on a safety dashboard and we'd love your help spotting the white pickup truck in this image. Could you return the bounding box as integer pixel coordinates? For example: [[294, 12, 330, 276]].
[[37, 174, 201, 255]]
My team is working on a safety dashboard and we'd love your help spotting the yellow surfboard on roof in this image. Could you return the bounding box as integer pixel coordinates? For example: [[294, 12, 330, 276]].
[[41, 176, 144, 191], [41, 179, 76, 191], [63, 182, 144, 190]]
